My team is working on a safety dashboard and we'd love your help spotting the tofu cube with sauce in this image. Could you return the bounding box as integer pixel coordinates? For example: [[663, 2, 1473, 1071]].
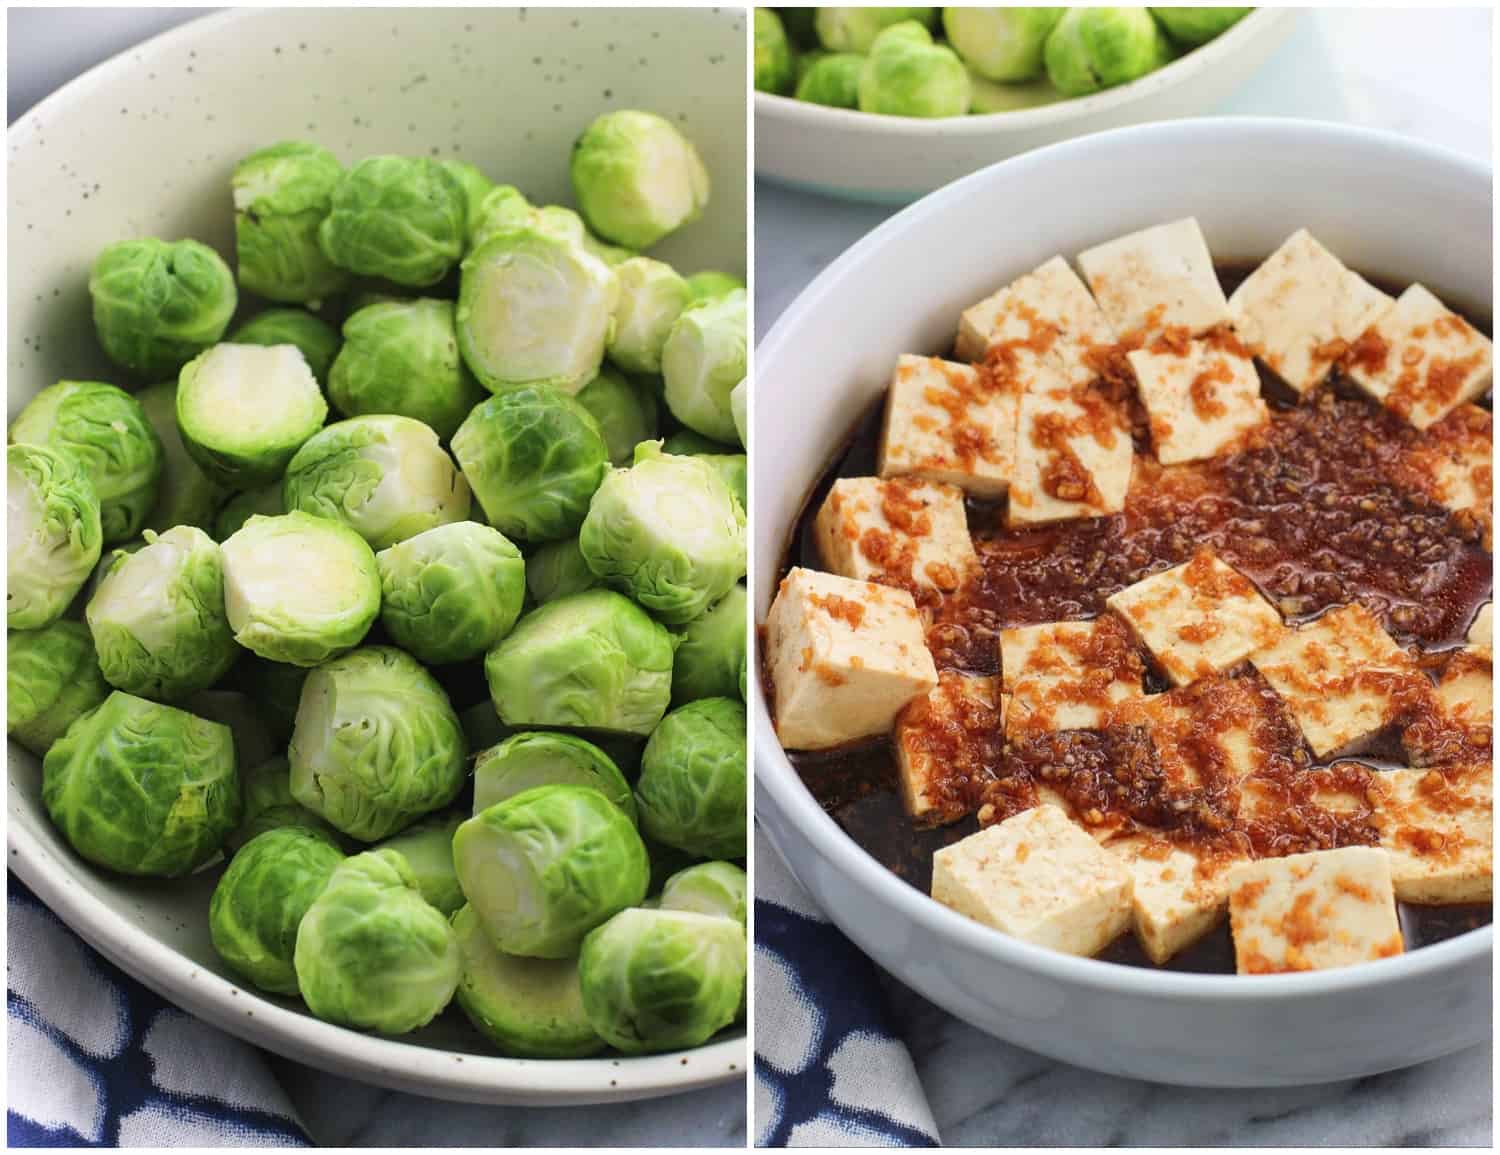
[[1226, 228, 1394, 396], [1109, 836, 1240, 964], [1226, 846, 1404, 974], [764, 566, 939, 751], [1007, 387, 1133, 527], [931, 804, 1134, 957], [1435, 645, 1493, 731], [1076, 218, 1231, 338], [894, 672, 1001, 826], [813, 476, 977, 596], [1368, 763, 1493, 904], [999, 614, 1144, 734], [1469, 603, 1493, 652], [1345, 284, 1494, 431], [878, 355, 1018, 498], [1125, 330, 1269, 465], [1399, 404, 1493, 547]]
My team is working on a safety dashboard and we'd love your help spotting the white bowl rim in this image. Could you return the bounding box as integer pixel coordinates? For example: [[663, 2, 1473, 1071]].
[[754, 9, 1293, 135], [753, 115, 1495, 1004]]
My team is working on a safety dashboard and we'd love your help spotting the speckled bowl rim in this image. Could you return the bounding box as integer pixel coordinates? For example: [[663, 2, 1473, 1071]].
[[753, 116, 1494, 1003], [8, 6, 745, 1106]]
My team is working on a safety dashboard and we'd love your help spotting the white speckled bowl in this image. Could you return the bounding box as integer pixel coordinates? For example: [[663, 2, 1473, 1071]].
[[8, 6, 747, 1106], [753, 118, 1493, 1087]]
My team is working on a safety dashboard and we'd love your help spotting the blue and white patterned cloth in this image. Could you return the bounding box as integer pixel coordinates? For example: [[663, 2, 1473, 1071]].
[[7, 878, 309, 1147], [754, 830, 940, 1148]]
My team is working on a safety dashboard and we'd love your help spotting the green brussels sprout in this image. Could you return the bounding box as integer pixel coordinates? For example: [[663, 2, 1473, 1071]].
[[755, 8, 796, 94], [176, 343, 328, 489], [816, 7, 938, 52], [327, 299, 485, 440], [80, 537, 145, 607], [85, 526, 237, 701], [451, 903, 604, 1058], [659, 860, 748, 925], [10, 380, 164, 543], [209, 826, 344, 994], [694, 452, 747, 514], [294, 849, 461, 1033], [220, 511, 380, 666], [235, 659, 307, 742], [570, 110, 710, 250], [576, 368, 660, 465], [232, 141, 349, 307], [670, 585, 747, 706], [1044, 7, 1173, 97], [730, 380, 748, 450], [1151, 6, 1250, 45], [454, 784, 650, 958], [796, 47, 830, 82], [967, 72, 1060, 113], [635, 698, 746, 859], [456, 226, 619, 395], [450, 386, 609, 542], [376, 810, 465, 915], [579, 443, 746, 624], [6, 443, 103, 629], [683, 270, 746, 303], [185, 690, 277, 774], [89, 238, 238, 380], [473, 731, 635, 820], [230, 308, 342, 386], [42, 691, 239, 876], [795, 52, 865, 107], [578, 907, 745, 1053], [606, 258, 693, 376], [467, 184, 534, 252], [227, 754, 337, 853], [317, 155, 467, 287], [485, 590, 674, 736], [213, 482, 284, 542], [941, 7, 1063, 81], [282, 415, 471, 551], [859, 21, 972, 117], [7, 620, 111, 756], [438, 158, 495, 242], [524, 536, 599, 604], [376, 521, 526, 665], [661, 291, 747, 446], [288, 646, 467, 841], [135, 382, 229, 534]]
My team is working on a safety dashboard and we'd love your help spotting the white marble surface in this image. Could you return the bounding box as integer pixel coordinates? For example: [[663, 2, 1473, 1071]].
[[755, 8, 1493, 1147]]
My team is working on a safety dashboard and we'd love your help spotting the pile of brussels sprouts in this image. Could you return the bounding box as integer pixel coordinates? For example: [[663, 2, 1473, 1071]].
[[8, 107, 750, 1058], [755, 7, 1251, 116]]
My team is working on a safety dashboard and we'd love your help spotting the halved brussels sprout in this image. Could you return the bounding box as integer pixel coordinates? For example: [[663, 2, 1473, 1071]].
[[7, 443, 103, 629], [438, 158, 495, 243], [795, 52, 864, 107], [10, 380, 164, 543], [859, 20, 971, 117], [578, 907, 745, 1054], [294, 849, 461, 1034], [177, 343, 328, 489], [327, 299, 485, 440], [635, 697, 746, 859], [661, 290, 747, 446], [317, 155, 467, 287], [85, 526, 237, 701], [941, 7, 1062, 81], [467, 184, 533, 252], [606, 258, 693, 377], [450, 386, 608, 542], [659, 860, 748, 925], [220, 511, 380, 666], [89, 237, 238, 380], [570, 110, 710, 250], [579, 443, 746, 624], [42, 691, 239, 876], [684, 270, 746, 303], [232, 141, 349, 307], [230, 308, 342, 386], [1044, 7, 1172, 96], [816, 7, 938, 52], [576, 368, 660, 466], [755, 8, 796, 93], [81, 537, 145, 606], [485, 590, 674, 736], [525, 536, 599, 605], [227, 753, 338, 854], [7, 620, 110, 756], [453, 784, 650, 958], [452, 903, 604, 1058], [282, 415, 471, 551], [288, 646, 467, 841], [473, 731, 635, 820], [135, 382, 229, 533], [671, 585, 747, 706], [213, 482, 284, 542], [376, 521, 526, 665], [1151, 6, 1250, 45], [376, 810, 466, 916], [209, 825, 344, 994]]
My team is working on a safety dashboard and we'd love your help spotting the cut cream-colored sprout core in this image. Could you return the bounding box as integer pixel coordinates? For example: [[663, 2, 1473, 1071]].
[[178, 343, 325, 450], [88, 530, 197, 654]]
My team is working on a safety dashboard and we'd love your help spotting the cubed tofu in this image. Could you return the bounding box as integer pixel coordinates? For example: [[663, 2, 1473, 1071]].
[[999, 614, 1144, 733], [1346, 284, 1494, 431], [1469, 603, 1493, 653], [1400, 404, 1493, 546], [1226, 847, 1404, 974], [878, 355, 1018, 498], [1435, 646, 1493, 730], [764, 566, 938, 750], [1250, 603, 1425, 757], [1076, 218, 1230, 338], [1107, 551, 1284, 687], [1126, 331, 1269, 465], [1226, 228, 1394, 396], [894, 672, 1001, 826], [1007, 387, 1133, 527], [813, 476, 977, 595], [1109, 836, 1240, 963], [1368, 763, 1493, 904], [931, 804, 1134, 956]]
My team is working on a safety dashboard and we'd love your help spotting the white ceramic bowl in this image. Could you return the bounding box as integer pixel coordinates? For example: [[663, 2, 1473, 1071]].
[[8, 6, 747, 1107], [753, 118, 1493, 1087], [755, 9, 1296, 204]]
